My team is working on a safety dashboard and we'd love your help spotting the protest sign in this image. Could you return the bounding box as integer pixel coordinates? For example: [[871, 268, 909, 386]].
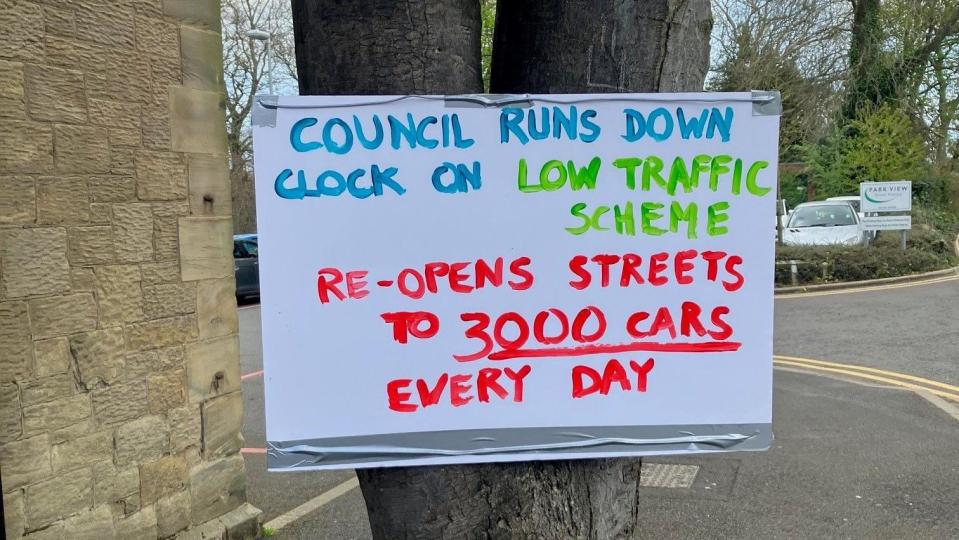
[[251, 92, 780, 470]]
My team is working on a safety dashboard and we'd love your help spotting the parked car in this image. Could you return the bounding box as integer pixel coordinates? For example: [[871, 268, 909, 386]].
[[825, 195, 861, 215], [234, 234, 259, 299], [782, 201, 866, 246]]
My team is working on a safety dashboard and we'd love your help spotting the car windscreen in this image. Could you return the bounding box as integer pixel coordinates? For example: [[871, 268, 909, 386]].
[[787, 205, 857, 227]]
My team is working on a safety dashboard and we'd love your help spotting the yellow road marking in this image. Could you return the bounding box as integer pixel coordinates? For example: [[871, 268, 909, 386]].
[[774, 359, 959, 403], [775, 275, 959, 299], [774, 355, 959, 393]]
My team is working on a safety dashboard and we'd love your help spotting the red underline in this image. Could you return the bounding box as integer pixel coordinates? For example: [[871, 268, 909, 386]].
[[485, 340, 741, 360]]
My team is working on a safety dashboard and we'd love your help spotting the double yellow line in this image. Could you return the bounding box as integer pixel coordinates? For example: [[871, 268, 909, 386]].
[[775, 275, 959, 299], [774, 355, 959, 404]]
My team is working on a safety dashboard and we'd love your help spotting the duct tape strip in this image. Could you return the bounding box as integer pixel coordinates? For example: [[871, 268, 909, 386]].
[[267, 423, 772, 470], [752, 90, 782, 116], [252, 93, 785, 113], [252, 95, 279, 127]]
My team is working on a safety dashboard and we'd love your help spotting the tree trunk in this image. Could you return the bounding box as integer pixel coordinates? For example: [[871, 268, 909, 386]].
[[490, 0, 712, 93], [291, 0, 482, 95], [843, 0, 886, 118], [291, 2, 711, 538]]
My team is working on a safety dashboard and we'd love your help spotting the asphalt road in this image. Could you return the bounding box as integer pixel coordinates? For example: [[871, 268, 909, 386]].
[[238, 277, 959, 538]]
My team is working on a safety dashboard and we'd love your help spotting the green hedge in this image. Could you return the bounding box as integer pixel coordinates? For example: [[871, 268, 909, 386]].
[[775, 243, 955, 286]]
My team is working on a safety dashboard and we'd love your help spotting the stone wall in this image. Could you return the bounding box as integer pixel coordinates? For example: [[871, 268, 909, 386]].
[[0, 1, 259, 538]]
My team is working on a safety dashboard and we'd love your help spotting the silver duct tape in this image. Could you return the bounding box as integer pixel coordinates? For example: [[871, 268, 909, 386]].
[[445, 94, 533, 108], [252, 95, 279, 127], [267, 423, 772, 469], [752, 90, 782, 116]]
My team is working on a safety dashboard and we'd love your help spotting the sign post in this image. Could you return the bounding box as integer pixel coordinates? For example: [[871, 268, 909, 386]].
[[251, 92, 781, 471], [860, 181, 912, 250]]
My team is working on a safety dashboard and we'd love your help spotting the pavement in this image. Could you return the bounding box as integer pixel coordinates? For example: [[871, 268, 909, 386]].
[[236, 276, 959, 539]]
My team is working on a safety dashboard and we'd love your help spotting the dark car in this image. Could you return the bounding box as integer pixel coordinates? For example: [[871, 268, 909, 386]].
[[233, 234, 259, 300]]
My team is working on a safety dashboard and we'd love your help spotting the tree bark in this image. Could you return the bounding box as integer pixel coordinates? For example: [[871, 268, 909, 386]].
[[291, 0, 482, 95], [490, 0, 712, 93], [291, 1, 711, 538]]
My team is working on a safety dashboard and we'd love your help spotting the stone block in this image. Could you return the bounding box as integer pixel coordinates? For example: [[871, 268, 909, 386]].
[[54, 124, 110, 174], [201, 392, 243, 457], [24, 65, 86, 123], [76, 0, 136, 49], [57, 504, 116, 540], [71, 267, 98, 292], [136, 149, 187, 200], [0, 302, 32, 382], [44, 35, 103, 68], [88, 98, 140, 128], [4, 490, 24, 540], [86, 51, 152, 104], [69, 327, 127, 386], [152, 54, 183, 88], [133, 0, 163, 17], [1, 227, 70, 297], [164, 0, 220, 30], [126, 346, 184, 380], [0, 383, 23, 443], [126, 315, 197, 351], [24, 468, 93, 529], [0, 435, 52, 490], [0, 121, 53, 174], [51, 430, 113, 472], [0, 176, 36, 224], [112, 146, 137, 175], [136, 15, 179, 57], [141, 92, 172, 150], [116, 505, 158, 539], [49, 419, 93, 446], [189, 454, 246, 525], [220, 502, 262, 540], [22, 394, 91, 437], [186, 336, 240, 403], [90, 176, 136, 202], [37, 176, 90, 224], [179, 26, 224, 92], [148, 369, 186, 414], [176, 519, 226, 540], [89, 202, 113, 224], [93, 461, 140, 506], [0, 0, 43, 62], [92, 380, 149, 427], [141, 261, 180, 284], [20, 373, 77, 406], [29, 293, 98, 338], [168, 405, 201, 453], [96, 264, 144, 325], [140, 454, 188, 504], [115, 415, 169, 467], [170, 87, 227, 155], [34, 338, 71, 377], [110, 126, 143, 148], [113, 203, 155, 263], [196, 278, 238, 340], [154, 211, 180, 261], [187, 154, 231, 217], [156, 489, 192, 538], [179, 217, 233, 281], [69, 226, 116, 265], [0, 59, 26, 121], [143, 282, 196, 319], [43, 5, 76, 38]]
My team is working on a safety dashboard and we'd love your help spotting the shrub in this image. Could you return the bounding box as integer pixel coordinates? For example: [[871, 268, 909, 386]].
[[775, 244, 955, 286]]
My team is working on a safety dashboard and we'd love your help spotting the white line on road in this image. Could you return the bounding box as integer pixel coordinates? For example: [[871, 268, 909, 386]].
[[263, 477, 360, 533]]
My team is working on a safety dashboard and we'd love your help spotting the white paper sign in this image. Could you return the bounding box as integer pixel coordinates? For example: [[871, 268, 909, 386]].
[[860, 181, 912, 213], [251, 93, 780, 470], [862, 215, 912, 231]]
